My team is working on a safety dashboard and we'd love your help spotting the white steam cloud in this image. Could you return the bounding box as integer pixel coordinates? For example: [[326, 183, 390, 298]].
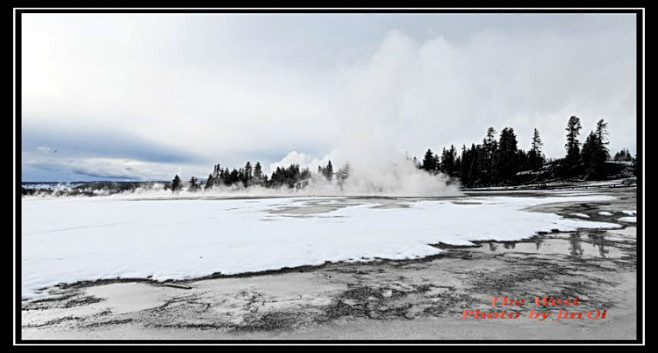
[[265, 32, 464, 197], [22, 15, 635, 188]]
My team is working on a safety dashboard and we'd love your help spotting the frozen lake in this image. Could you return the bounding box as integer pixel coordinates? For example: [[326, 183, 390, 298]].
[[21, 192, 623, 299]]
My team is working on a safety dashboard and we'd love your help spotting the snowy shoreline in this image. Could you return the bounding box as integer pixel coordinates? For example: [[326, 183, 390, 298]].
[[21, 191, 629, 300]]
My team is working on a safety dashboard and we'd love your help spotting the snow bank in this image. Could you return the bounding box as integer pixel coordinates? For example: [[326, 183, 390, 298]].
[[22, 193, 621, 299]]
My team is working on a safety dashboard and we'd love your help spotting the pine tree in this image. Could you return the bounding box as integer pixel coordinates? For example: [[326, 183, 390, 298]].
[[212, 164, 222, 186], [254, 162, 263, 179], [581, 119, 610, 178], [454, 153, 462, 178], [516, 149, 529, 171], [229, 169, 239, 185], [531, 128, 543, 152], [300, 167, 311, 180], [595, 119, 610, 160], [581, 132, 598, 177], [482, 127, 498, 185], [205, 174, 214, 189], [440, 145, 457, 176], [439, 147, 447, 174], [188, 176, 200, 192], [318, 161, 334, 180], [496, 127, 519, 182], [325, 160, 333, 180], [171, 174, 182, 192], [422, 149, 438, 173], [528, 128, 545, 171], [614, 149, 632, 161], [219, 168, 228, 185], [245, 162, 253, 181], [460, 145, 470, 185], [468, 145, 481, 187], [565, 116, 582, 168]]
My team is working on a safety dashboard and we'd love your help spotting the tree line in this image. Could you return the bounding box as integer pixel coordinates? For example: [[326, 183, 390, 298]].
[[171, 161, 341, 192], [414, 116, 635, 188], [171, 116, 635, 192]]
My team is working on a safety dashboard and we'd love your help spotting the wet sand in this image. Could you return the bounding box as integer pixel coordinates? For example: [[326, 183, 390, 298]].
[[21, 188, 638, 341]]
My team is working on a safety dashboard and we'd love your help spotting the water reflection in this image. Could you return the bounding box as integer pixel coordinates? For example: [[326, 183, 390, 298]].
[[568, 234, 584, 258], [479, 233, 618, 259], [489, 243, 499, 252], [587, 233, 610, 258]]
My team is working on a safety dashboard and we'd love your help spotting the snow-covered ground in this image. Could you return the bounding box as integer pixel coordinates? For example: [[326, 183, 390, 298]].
[[21, 193, 623, 299]]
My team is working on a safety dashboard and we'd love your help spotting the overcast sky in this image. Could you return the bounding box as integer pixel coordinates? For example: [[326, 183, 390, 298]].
[[21, 13, 637, 182]]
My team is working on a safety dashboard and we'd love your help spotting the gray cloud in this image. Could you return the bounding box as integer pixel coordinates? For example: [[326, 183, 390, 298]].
[[21, 13, 637, 181], [22, 122, 205, 164]]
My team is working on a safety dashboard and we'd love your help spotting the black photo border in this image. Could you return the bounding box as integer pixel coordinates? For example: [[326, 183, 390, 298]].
[[12, 5, 645, 346]]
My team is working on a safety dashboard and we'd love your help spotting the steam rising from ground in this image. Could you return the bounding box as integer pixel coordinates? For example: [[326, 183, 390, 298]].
[[333, 159, 459, 197], [23, 157, 461, 198], [260, 32, 465, 198], [23, 17, 636, 183], [26, 31, 468, 198], [180, 162, 459, 197]]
